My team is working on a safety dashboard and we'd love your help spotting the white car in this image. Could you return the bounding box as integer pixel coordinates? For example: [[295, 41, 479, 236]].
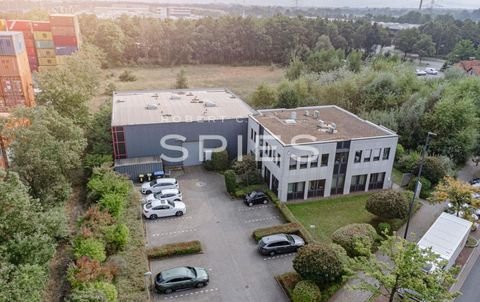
[[141, 178, 178, 194], [424, 67, 438, 75], [143, 199, 186, 219], [416, 69, 427, 76], [144, 188, 183, 204]]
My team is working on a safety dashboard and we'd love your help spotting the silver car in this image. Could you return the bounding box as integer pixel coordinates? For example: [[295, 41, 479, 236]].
[[141, 178, 178, 194], [144, 188, 182, 204]]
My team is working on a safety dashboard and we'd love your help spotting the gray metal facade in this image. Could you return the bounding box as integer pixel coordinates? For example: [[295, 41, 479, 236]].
[[123, 118, 248, 166]]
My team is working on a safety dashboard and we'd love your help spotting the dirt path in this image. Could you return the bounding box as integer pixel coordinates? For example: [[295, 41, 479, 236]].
[[42, 173, 87, 302]]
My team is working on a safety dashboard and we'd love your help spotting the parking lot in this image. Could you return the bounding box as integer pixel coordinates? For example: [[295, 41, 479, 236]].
[[144, 166, 292, 302]]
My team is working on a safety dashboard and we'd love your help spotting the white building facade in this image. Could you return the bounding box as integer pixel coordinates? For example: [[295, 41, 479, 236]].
[[247, 106, 398, 202]]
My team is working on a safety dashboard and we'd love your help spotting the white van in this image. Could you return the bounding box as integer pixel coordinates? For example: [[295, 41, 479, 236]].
[[141, 178, 178, 194]]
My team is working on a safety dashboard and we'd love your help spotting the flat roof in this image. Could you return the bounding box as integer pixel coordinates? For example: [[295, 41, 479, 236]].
[[417, 213, 472, 260], [253, 106, 396, 145], [111, 88, 255, 127]]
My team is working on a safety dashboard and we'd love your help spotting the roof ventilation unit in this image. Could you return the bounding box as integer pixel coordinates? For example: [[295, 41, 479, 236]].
[[290, 111, 297, 120], [313, 110, 320, 119], [304, 110, 309, 117], [205, 100, 217, 107], [170, 94, 181, 100], [145, 104, 158, 110], [317, 120, 327, 129], [285, 119, 297, 125], [186, 92, 194, 96]]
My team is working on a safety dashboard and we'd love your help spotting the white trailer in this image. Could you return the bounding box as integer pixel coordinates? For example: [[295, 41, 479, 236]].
[[417, 212, 472, 270]]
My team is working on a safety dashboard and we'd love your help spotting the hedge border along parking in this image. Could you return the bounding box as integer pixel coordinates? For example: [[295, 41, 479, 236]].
[[252, 223, 302, 241], [275, 271, 302, 299], [146, 240, 202, 259], [266, 189, 316, 244]]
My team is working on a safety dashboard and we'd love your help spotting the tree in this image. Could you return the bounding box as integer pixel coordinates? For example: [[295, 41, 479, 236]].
[[175, 69, 189, 89], [232, 155, 259, 186], [276, 85, 300, 109], [293, 243, 345, 285], [413, 34, 436, 63], [305, 49, 343, 74], [429, 177, 480, 217], [412, 156, 452, 185], [251, 83, 277, 108], [352, 235, 459, 302], [94, 21, 125, 65], [448, 39, 478, 63], [347, 50, 362, 72], [224, 170, 236, 194], [2, 107, 87, 203], [87, 103, 113, 156], [331, 223, 377, 257], [286, 56, 305, 81], [395, 28, 421, 58], [366, 190, 409, 220], [314, 34, 334, 51]]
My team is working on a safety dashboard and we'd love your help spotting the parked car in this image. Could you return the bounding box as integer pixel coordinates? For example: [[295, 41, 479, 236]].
[[144, 188, 182, 204], [258, 233, 305, 256], [155, 266, 209, 294], [416, 69, 427, 76], [397, 288, 424, 302], [244, 191, 269, 207], [143, 199, 186, 219], [141, 178, 178, 194], [469, 178, 480, 187], [425, 67, 438, 75]]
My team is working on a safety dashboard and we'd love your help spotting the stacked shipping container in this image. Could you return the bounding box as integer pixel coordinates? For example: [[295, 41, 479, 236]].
[[6, 20, 38, 72], [50, 14, 81, 65], [32, 21, 57, 73], [0, 32, 35, 112]]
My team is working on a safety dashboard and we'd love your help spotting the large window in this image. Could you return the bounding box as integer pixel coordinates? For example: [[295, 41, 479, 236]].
[[287, 182, 305, 200], [354, 150, 362, 163], [330, 175, 345, 196], [308, 179, 325, 198], [321, 154, 329, 167], [383, 148, 391, 160], [300, 155, 308, 169], [310, 155, 319, 168], [112, 127, 126, 159], [368, 172, 386, 190], [289, 155, 297, 170], [364, 149, 372, 162], [350, 174, 367, 192], [373, 148, 381, 161]]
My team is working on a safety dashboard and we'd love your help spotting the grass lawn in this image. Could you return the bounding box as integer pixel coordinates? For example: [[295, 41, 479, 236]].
[[392, 168, 404, 186], [288, 193, 376, 243], [91, 64, 285, 111]]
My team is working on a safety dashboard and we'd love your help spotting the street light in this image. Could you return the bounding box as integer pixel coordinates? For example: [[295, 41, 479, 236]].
[[144, 271, 152, 302], [403, 131, 437, 240]]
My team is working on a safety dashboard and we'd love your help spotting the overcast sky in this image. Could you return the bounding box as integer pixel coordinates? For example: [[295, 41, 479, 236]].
[[149, 0, 479, 9]]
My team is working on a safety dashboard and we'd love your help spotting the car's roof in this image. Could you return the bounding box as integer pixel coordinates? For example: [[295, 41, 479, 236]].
[[151, 199, 168, 207], [261, 233, 289, 243], [160, 188, 180, 194], [156, 178, 177, 183], [161, 267, 194, 279]]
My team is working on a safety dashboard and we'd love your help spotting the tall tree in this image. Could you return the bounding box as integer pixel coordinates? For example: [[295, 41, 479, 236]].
[[251, 83, 277, 108], [413, 34, 436, 62], [429, 176, 480, 216], [395, 28, 421, 58], [448, 39, 479, 63], [175, 69, 189, 89], [94, 21, 126, 65]]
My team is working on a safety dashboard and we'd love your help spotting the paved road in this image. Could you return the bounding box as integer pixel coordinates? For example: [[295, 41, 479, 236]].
[[457, 256, 480, 302], [145, 166, 291, 302]]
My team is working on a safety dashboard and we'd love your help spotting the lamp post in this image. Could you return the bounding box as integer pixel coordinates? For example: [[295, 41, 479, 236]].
[[144, 271, 152, 302], [403, 131, 437, 240]]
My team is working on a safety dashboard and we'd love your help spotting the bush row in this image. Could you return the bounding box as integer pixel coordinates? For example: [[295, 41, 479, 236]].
[[252, 223, 302, 242], [68, 166, 134, 302], [275, 272, 302, 299], [147, 241, 202, 259]]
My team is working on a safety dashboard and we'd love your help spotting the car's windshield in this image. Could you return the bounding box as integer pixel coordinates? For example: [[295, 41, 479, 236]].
[[187, 266, 197, 277], [286, 234, 295, 243], [168, 200, 175, 207], [145, 202, 152, 209], [153, 192, 162, 199], [149, 180, 156, 186], [258, 239, 267, 247]]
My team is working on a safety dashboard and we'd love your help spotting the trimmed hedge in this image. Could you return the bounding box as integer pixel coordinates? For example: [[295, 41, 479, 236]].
[[292, 280, 321, 302], [331, 223, 377, 257], [252, 223, 302, 241], [234, 184, 267, 199], [146, 241, 202, 259], [366, 190, 409, 220], [275, 272, 302, 299], [224, 170, 237, 195]]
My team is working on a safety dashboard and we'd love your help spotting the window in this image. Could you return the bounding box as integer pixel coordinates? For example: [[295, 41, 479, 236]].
[[321, 154, 329, 167], [354, 150, 362, 163], [368, 172, 386, 190], [300, 155, 308, 169], [310, 155, 319, 168], [364, 149, 371, 162], [112, 127, 126, 159], [330, 175, 345, 196], [289, 155, 297, 170], [277, 153, 281, 167], [250, 128, 254, 140], [383, 148, 391, 160], [287, 182, 305, 200], [308, 179, 325, 198], [336, 141, 351, 149], [350, 174, 367, 192], [373, 148, 381, 161], [265, 142, 269, 158]]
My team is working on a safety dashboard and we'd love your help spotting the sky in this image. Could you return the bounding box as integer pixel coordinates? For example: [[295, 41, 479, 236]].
[[137, 0, 479, 9]]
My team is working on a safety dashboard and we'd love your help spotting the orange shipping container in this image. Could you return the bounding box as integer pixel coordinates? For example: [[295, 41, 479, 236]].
[[51, 26, 75, 37], [36, 49, 56, 58], [0, 56, 21, 76], [33, 31, 53, 41], [38, 57, 56, 66], [49, 15, 75, 26]]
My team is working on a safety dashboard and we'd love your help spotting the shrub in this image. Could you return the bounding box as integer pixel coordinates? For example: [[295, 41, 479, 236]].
[[68, 256, 116, 288], [275, 272, 301, 298], [293, 243, 344, 285], [407, 176, 432, 199], [211, 150, 230, 171], [398, 151, 421, 172], [331, 223, 377, 257], [98, 193, 127, 219], [92, 282, 118, 302], [395, 143, 405, 162], [68, 287, 108, 302], [118, 70, 136, 82], [104, 82, 116, 95], [146, 241, 202, 259], [224, 170, 236, 194], [234, 184, 266, 198], [84, 154, 112, 171], [74, 238, 107, 262], [330, 243, 349, 266], [377, 222, 392, 237], [292, 280, 322, 302], [104, 223, 129, 253], [87, 167, 130, 201], [79, 206, 114, 234], [366, 190, 409, 220], [252, 223, 301, 241], [413, 156, 450, 185]]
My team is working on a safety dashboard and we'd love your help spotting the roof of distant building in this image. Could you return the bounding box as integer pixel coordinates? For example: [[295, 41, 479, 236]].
[[456, 59, 480, 74], [252, 106, 396, 145], [111, 88, 255, 127]]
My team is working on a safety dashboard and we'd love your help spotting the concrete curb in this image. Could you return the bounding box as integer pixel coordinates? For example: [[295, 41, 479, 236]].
[[451, 244, 480, 292]]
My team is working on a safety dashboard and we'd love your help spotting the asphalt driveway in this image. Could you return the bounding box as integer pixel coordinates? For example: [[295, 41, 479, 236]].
[[145, 166, 292, 302]]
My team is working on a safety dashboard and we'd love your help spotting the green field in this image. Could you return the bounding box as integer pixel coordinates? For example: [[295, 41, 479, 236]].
[[92, 64, 285, 110], [287, 193, 376, 243]]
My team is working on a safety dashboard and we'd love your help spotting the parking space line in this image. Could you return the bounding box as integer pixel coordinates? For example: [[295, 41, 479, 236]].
[[162, 288, 219, 300], [244, 216, 280, 224], [236, 205, 275, 212], [145, 216, 193, 223], [263, 253, 296, 261], [152, 228, 197, 237]]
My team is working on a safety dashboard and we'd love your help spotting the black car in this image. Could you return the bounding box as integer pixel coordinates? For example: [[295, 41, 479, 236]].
[[244, 191, 269, 207], [469, 178, 480, 186], [155, 266, 209, 294], [258, 233, 305, 256]]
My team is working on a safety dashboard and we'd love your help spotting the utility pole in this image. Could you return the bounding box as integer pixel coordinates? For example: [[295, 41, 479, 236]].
[[419, 0, 424, 10]]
